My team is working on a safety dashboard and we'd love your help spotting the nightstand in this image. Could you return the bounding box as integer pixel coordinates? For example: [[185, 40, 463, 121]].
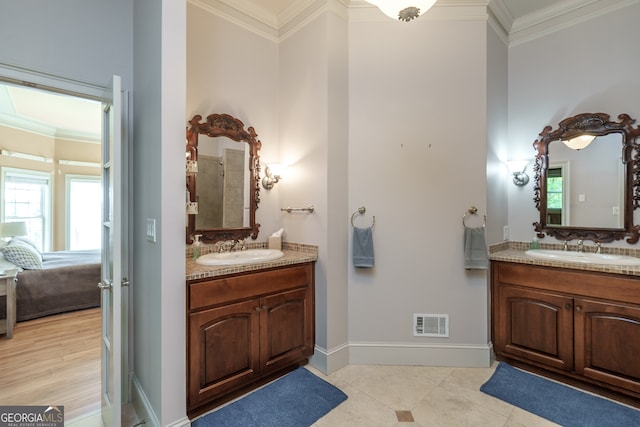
[[0, 270, 18, 338]]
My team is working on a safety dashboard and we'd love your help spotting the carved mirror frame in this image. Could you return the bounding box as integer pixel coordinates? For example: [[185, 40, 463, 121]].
[[533, 112, 640, 243], [186, 113, 261, 244]]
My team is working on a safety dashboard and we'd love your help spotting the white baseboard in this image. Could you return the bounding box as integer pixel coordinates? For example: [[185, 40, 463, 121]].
[[310, 341, 491, 373], [130, 373, 191, 427], [310, 342, 350, 374], [348, 341, 493, 367]]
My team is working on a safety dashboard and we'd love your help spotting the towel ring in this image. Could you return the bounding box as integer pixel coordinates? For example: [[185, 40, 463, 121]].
[[462, 206, 486, 228], [351, 206, 375, 228]]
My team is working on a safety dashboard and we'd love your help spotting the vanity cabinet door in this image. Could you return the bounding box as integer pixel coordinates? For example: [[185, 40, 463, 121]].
[[574, 298, 640, 395], [495, 284, 574, 371], [188, 299, 260, 409], [259, 286, 314, 373]]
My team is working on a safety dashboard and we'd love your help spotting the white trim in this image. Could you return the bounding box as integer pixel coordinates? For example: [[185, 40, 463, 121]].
[[189, 0, 279, 42], [349, 341, 493, 367], [1, 150, 53, 163], [59, 159, 101, 168], [508, 0, 640, 46], [350, 1, 489, 23], [310, 342, 350, 374], [130, 373, 162, 427], [0, 61, 107, 101], [191, 0, 640, 47]]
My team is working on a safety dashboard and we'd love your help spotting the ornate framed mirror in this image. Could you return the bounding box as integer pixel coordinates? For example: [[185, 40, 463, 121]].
[[533, 112, 640, 243], [186, 113, 261, 244]]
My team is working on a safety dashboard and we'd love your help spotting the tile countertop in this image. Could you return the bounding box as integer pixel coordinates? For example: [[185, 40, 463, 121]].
[[489, 241, 640, 277], [186, 242, 318, 282]]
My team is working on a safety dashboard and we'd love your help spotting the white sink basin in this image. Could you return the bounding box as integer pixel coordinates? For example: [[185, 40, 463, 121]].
[[196, 249, 284, 266], [525, 249, 640, 266]]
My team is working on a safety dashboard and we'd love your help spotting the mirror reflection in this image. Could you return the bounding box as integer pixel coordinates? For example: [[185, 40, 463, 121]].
[[195, 137, 249, 229], [546, 133, 624, 228]]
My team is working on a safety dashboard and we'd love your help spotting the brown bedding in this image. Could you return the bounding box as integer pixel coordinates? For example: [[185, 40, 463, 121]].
[[0, 249, 101, 321]]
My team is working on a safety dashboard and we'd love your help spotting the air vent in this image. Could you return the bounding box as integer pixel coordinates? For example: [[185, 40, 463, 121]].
[[413, 313, 449, 337]]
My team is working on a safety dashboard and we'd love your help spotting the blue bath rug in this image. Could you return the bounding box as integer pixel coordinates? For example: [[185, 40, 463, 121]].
[[480, 362, 640, 427], [192, 367, 348, 427]]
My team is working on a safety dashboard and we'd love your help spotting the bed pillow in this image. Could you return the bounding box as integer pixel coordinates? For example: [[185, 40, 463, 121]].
[[2, 242, 43, 269], [9, 236, 42, 256]]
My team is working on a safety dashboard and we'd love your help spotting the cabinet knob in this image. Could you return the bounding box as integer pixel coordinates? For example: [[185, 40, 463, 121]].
[[565, 303, 572, 310], [262, 305, 268, 311], [575, 306, 582, 312], [255, 306, 261, 312]]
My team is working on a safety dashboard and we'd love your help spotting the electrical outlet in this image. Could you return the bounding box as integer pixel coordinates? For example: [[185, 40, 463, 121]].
[[503, 226, 509, 241]]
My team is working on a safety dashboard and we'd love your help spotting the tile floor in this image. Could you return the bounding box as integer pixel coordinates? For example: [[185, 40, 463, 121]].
[[67, 363, 563, 427], [307, 363, 561, 427]]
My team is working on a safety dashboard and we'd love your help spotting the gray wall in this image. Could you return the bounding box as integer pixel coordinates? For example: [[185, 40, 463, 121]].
[[0, 0, 133, 89], [0, 1, 188, 425], [347, 11, 490, 365], [133, 0, 186, 425], [507, 3, 640, 248]]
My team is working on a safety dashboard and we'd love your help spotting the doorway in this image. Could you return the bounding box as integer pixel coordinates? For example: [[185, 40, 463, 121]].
[[0, 69, 128, 424]]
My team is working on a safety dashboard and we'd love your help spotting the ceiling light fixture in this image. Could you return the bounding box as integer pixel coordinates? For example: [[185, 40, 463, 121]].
[[561, 134, 595, 150], [365, 0, 437, 22]]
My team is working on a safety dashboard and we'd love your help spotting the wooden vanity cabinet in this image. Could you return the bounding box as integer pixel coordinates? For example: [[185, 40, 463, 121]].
[[187, 262, 315, 417], [491, 261, 640, 400]]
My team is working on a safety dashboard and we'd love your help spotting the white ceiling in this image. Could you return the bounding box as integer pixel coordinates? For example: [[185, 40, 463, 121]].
[[0, 82, 102, 142]]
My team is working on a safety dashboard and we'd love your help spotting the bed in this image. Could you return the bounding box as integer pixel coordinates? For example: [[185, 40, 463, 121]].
[[0, 248, 101, 322]]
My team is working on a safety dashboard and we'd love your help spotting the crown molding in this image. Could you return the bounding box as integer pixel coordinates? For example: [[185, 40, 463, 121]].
[[190, 0, 348, 41], [189, 0, 280, 41], [190, 0, 640, 45], [507, 0, 640, 46], [350, 0, 489, 23]]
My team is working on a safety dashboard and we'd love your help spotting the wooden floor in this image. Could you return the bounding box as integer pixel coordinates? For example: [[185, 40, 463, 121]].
[[0, 308, 101, 421]]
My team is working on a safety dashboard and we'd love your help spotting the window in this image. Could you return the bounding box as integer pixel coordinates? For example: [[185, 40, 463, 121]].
[[2, 168, 51, 252], [67, 176, 101, 250], [547, 166, 565, 226]]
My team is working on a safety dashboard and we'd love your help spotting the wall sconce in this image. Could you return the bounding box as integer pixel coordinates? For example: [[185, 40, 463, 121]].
[[507, 160, 530, 187], [562, 134, 595, 150], [262, 163, 285, 190], [364, 0, 437, 21]]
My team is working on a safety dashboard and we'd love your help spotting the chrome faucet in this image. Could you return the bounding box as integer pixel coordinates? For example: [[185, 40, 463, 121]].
[[577, 239, 584, 253], [230, 239, 245, 251]]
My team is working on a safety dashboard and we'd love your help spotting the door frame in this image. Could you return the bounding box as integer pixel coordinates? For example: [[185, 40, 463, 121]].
[[0, 61, 132, 423]]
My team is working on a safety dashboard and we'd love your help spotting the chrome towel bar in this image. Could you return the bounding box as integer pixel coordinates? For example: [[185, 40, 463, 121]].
[[351, 206, 375, 228], [281, 205, 315, 213], [463, 206, 486, 228]]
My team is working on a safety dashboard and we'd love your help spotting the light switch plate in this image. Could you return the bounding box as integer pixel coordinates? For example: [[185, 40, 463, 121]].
[[146, 219, 156, 243]]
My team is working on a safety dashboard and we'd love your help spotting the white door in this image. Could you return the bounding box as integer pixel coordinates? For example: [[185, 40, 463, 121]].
[[99, 75, 124, 427]]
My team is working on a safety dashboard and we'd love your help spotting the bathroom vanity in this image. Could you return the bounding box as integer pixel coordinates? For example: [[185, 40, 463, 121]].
[[186, 249, 316, 418], [491, 257, 640, 402], [184, 112, 319, 416]]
